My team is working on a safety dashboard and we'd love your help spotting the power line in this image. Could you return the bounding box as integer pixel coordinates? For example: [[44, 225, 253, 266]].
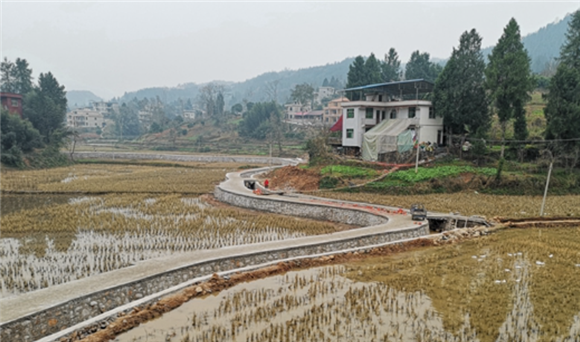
[[463, 137, 580, 144]]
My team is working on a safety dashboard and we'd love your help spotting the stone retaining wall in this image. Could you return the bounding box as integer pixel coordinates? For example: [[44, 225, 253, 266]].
[[214, 186, 389, 227], [69, 152, 298, 165]]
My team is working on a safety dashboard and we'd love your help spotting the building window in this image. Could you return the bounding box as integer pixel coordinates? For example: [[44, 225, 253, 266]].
[[365, 108, 373, 119], [347, 109, 354, 118], [408, 107, 416, 118], [346, 129, 354, 139], [378, 95, 383, 102], [11, 99, 19, 107], [390, 109, 397, 119], [429, 106, 435, 119]]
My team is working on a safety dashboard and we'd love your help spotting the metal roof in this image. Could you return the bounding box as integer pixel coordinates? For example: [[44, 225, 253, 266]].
[[343, 79, 434, 95]]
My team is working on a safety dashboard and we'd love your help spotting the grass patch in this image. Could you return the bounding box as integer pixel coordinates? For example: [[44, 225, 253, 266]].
[[320, 165, 379, 178], [387, 166, 497, 183]]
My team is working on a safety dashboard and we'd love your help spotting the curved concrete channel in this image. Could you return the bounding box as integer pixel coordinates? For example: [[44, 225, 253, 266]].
[[0, 158, 431, 342]]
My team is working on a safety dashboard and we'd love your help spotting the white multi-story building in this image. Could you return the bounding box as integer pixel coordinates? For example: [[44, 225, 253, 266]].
[[90, 100, 119, 115], [340, 79, 443, 160], [315, 86, 335, 104], [66, 109, 106, 129]]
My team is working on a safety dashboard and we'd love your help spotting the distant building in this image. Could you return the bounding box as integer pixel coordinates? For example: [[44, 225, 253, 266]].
[[1, 92, 23, 118], [315, 86, 335, 104], [292, 110, 324, 122], [285, 101, 312, 120], [323, 97, 349, 124], [66, 109, 106, 129], [90, 100, 118, 115], [182, 110, 197, 120]]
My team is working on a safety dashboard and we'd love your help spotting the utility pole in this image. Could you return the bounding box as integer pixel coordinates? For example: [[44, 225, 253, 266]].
[[415, 127, 420, 174], [540, 160, 553, 216]]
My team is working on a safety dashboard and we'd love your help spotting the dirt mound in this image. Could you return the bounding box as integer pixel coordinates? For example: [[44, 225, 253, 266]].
[[266, 166, 321, 192]]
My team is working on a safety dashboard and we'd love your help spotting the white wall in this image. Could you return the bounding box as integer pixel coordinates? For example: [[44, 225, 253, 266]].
[[342, 108, 365, 147], [341, 102, 444, 148], [417, 105, 443, 145]]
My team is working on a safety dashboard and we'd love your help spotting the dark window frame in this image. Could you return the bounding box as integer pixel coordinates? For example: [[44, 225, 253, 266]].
[[429, 106, 435, 119], [346, 108, 354, 118], [365, 108, 374, 119]]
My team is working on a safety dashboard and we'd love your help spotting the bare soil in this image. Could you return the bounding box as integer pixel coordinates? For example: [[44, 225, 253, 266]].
[[262, 166, 322, 192]]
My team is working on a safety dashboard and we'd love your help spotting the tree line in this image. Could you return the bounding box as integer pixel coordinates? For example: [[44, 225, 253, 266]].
[[434, 13, 580, 165], [1, 58, 69, 167], [344, 12, 580, 166], [346, 48, 442, 90]]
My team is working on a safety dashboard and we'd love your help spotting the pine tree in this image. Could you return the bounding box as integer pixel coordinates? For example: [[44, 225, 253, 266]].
[[0, 57, 15, 92], [13, 58, 33, 95], [346, 56, 366, 89], [485, 18, 534, 157], [544, 10, 580, 160], [363, 53, 383, 85], [433, 29, 489, 155], [381, 48, 401, 82], [24, 72, 67, 144], [405, 51, 441, 82]]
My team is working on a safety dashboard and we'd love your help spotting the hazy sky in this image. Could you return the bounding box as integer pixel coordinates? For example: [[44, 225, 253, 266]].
[[2, 1, 579, 99]]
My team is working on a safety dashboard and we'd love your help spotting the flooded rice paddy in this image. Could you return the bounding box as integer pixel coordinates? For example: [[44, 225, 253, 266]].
[[0, 194, 339, 297], [0, 164, 340, 297], [116, 227, 580, 342]]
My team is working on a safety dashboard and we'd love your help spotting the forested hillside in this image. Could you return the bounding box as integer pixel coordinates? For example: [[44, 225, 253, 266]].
[[117, 59, 352, 107]]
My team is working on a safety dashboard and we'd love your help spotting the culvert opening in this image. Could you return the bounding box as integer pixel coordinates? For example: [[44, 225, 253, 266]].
[[428, 218, 448, 232], [243, 180, 256, 190]]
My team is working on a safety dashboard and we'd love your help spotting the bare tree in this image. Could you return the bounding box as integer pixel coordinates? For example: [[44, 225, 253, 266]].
[[265, 79, 280, 103], [197, 83, 224, 118]]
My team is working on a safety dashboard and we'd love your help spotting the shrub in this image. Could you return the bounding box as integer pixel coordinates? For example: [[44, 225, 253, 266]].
[[321, 165, 378, 178], [319, 176, 338, 189]]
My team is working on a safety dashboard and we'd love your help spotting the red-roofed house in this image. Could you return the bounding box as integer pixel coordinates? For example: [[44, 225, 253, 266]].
[[1, 92, 23, 118]]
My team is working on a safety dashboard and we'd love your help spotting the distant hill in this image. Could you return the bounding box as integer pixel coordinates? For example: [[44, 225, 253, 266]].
[[482, 12, 574, 73], [118, 58, 353, 107], [67, 90, 102, 109], [115, 10, 577, 107]]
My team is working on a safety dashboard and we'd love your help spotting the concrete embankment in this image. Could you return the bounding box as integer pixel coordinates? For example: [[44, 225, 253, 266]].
[[67, 152, 300, 165], [0, 163, 429, 342]]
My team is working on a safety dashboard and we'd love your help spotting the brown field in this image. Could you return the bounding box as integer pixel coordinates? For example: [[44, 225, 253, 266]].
[[319, 191, 580, 219]]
